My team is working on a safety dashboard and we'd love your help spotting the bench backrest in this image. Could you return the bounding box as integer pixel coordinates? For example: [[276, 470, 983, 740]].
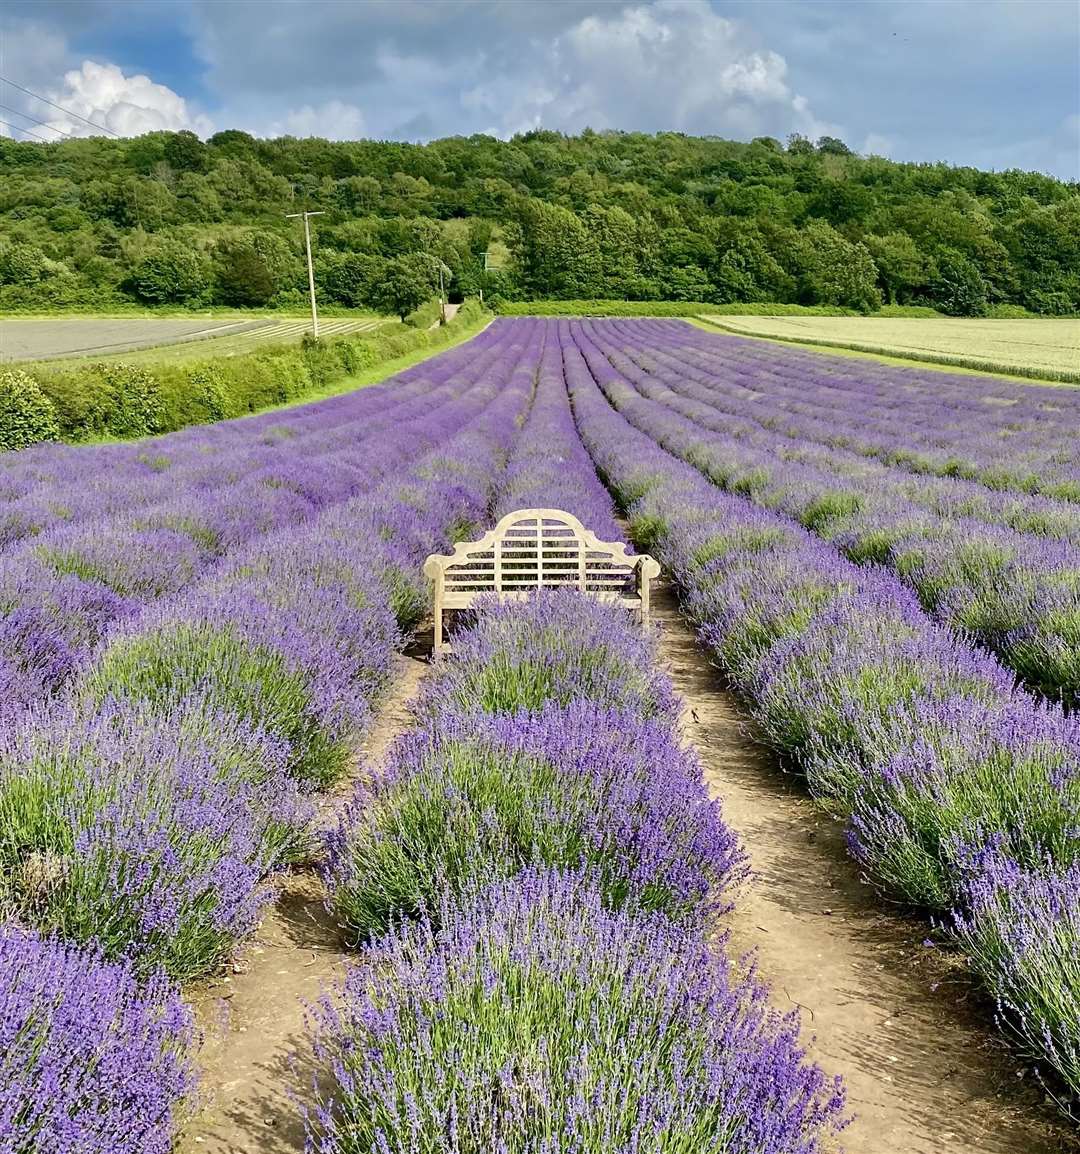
[[423, 508, 660, 651]]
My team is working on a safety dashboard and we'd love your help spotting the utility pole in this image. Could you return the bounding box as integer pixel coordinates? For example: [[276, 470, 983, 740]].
[[438, 263, 446, 325], [286, 209, 324, 339], [480, 250, 494, 306]]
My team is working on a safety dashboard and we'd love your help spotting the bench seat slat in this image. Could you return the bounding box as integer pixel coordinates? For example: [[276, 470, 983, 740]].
[[425, 508, 660, 652]]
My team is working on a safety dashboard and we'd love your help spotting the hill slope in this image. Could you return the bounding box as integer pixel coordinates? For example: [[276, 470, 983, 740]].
[[1, 128, 1076, 315]]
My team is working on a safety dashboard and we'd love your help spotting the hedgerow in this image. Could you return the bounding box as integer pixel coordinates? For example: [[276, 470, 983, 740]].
[[492, 299, 940, 318], [0, 369, 61, 450], [14, 299, 488, 444]]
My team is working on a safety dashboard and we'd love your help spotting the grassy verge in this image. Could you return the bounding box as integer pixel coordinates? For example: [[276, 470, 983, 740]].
[[494, 299, 941, 318], [4, 302, 491, 448], [238, 310, 494, 420], [692, 317, 1079, 387], [76, 312, 494, 444]]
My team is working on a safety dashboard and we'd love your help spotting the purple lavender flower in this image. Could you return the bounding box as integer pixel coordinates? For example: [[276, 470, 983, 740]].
[[306, 869, 847, 1153], [0, 924, 195, 1154], [564, 316, 1080, 1101], [952, 847, 1080, 1105], [0, 696, 307, 978], [418, 587, 679, 722], [326, 700, 746, 941]]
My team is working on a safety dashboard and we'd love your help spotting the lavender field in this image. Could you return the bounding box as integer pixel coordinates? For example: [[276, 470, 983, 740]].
[[2, 317, 1077, 1152]]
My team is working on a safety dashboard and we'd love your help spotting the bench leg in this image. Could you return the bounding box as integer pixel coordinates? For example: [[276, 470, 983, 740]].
[[433, 588, 445, 654]]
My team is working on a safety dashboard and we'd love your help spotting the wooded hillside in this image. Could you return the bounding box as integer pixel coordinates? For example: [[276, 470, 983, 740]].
[[2, 128, 1076, 315]]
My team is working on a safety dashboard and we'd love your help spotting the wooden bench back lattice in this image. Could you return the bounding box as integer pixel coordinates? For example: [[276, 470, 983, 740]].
[[423, 508, 661, 652]]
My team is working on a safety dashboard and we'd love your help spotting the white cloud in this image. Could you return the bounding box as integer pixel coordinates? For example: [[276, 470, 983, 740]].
[[41, 61, 214, 138], [861, 132, 894, 157], [261, 99, 367, 140], [459, 0, 840, 143]]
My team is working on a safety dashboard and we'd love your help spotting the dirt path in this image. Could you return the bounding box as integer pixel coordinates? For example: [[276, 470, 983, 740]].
[[178, 651, 429, 1154], [653, 584, 1077, 1154], [176, 592, 1077, 1153], [428, 302, 460, 329]]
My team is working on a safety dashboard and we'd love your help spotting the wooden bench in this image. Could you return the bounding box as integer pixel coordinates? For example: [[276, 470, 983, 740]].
[[423, 508, 661, 652]]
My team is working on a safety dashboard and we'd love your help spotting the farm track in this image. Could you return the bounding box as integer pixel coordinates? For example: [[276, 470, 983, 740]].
[[179, 648, 430, 1154], [653, 584, 1079, 1154], [0, 314, 384, 364], [0, 317, 263, 362]]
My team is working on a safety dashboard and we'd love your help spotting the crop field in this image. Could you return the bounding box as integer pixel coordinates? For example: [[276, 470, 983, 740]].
[[2, 317, 1078, 1153], [703, 314, 1080, 383], [0, 314, 384, 364]]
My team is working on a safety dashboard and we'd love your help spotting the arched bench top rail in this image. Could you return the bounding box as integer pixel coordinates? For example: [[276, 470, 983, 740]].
[[423, 508, 660, 652]]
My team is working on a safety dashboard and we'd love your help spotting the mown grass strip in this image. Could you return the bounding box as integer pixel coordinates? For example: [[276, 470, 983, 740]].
[[695, 317, 1080, 386]]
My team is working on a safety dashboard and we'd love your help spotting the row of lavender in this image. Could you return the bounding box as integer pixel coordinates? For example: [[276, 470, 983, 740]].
[[0, 322, 544, 1151], [0, 324, 524, 720], [305, 356, 844, 1149], [611, 320, 1080, 542], [0, 334, 491, 544], [561, 319, 1080, 1108], [681, 322, 1080, 500], [580, 319, 1080, 710]]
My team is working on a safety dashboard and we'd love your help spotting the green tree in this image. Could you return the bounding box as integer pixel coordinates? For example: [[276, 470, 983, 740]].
[[930, 247, 989, 316], [336, 175, 382, 214], [583, 204, 640, 297], [111, 177, 176, 231], [787, 133, 816, 156], [322, 251, 387, 308], [0, 126, 1075, 314], [712, 227, 793, 303], [864, 232, 927, 304], [175, 173, 223, 223], [816, 136, 853, 155], [510, 201, 601, 298], [369, 252, 441, 319], [128, 239, 210, 304], [212, 231, 298, 306], [0, 242, 49, 284], [795, 220, 882, 311], [163, 131, 208, 173], [0, 369, 60, 450]]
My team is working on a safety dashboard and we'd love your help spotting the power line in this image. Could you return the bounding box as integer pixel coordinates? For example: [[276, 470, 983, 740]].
[[0, 117, 54, 143], [0, 75, 121, 138], [0, 102, 74, 138]]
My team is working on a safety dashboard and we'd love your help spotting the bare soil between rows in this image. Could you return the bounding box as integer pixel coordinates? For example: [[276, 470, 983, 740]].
[[653, 584, 1078, 1154], [178, 650, 428, 1154], [178, 597, 1077, 1154]]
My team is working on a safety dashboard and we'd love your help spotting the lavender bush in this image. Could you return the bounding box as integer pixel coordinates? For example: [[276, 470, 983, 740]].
[[326, 700, 745, 941], [0, 697, 306, 978], [0, 318, 539, 709], [563, 316, 1080, 1097], [953, 849, 1080, 1107], [603, 316, 1080, 500], [566, 319, 1080, 901], [573, 317, 1080, 707], [307, 869, 846, 1154], [493, 325, 623, 540], [419, 587, 679, 721], [0, 924, 195, 1153], [0, 322, 549, 1146]]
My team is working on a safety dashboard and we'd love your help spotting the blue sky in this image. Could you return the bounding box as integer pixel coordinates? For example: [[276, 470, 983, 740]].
[[1, 0, 1077, 178]]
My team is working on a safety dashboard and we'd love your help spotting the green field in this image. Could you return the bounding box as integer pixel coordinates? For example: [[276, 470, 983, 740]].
[[1, 313, 387, 366], [701, 315, 1080, 384]]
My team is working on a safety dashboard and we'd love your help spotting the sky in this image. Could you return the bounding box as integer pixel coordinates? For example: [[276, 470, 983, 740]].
[[1, 0, 1077, 179]]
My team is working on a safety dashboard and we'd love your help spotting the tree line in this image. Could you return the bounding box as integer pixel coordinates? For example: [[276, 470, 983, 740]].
[[0, 127, 1076, 316]]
